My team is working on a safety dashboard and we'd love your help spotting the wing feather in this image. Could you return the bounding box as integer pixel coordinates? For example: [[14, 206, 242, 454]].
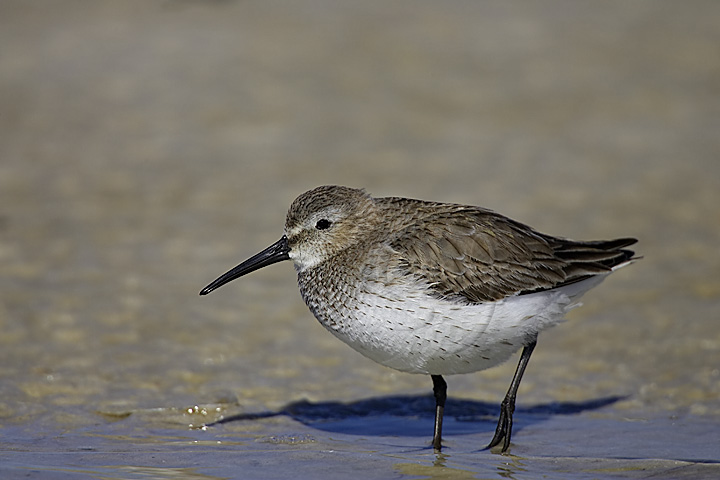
[[384, 199, 636, 303]]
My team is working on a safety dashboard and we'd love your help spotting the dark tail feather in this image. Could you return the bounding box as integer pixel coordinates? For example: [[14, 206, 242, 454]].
[[550, 237, 638, 287]]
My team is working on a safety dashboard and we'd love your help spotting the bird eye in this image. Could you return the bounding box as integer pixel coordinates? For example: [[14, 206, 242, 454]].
[[315, 219, 332, 230]]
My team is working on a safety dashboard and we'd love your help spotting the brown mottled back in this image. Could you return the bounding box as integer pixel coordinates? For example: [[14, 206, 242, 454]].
[[379, 196, 636, 303]]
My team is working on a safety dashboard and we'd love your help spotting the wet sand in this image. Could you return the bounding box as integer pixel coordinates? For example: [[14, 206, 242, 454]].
[[1, 1, 719, 478]]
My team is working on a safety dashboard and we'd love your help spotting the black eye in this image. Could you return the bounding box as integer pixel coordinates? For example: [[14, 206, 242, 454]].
[[315, 219, 332, 230]]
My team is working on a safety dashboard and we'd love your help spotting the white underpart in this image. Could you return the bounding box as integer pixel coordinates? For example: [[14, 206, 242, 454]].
[[318, 273, 612, 375]]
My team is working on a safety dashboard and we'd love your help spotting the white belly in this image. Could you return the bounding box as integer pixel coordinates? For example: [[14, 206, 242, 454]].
[[308, 276, 605, 375]]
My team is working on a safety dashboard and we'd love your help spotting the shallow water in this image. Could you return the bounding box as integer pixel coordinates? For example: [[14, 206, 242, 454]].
[[3, 404, 719, 479], [1, 0, 719, 478]]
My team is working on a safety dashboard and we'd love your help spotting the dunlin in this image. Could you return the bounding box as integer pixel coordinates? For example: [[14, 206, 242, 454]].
[[200, 185, 637, 452]]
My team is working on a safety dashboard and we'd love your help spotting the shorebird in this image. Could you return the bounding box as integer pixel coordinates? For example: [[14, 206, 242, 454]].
[[200, 185, 637, 452]]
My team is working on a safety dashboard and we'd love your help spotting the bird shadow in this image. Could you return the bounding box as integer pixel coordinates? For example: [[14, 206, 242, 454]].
[[210, 394, 625, 439]]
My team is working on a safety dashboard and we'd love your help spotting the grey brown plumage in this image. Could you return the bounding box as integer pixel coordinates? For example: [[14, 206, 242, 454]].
[[378, 196, 636, 303], [200, 185, 638, 453]]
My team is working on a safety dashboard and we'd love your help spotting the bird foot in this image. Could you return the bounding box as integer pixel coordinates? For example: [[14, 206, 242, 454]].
[[486, 397, 514, 453]]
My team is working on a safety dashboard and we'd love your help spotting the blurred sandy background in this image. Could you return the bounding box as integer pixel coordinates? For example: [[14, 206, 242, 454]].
[[1, 1, 719, 478]]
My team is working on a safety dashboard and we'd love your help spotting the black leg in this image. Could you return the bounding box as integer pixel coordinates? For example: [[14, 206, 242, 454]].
[[487, 338, 537, 452], [431, 374, 447, 452]]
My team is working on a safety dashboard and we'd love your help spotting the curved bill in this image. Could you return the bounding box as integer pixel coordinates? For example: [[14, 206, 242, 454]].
[[200, 236, 290, 295]]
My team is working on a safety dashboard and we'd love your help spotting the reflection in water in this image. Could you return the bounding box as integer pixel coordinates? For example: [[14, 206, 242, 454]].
[[394, 451, 527, 480], [394, 459, 480, 480], [496, 455, 527, 479]]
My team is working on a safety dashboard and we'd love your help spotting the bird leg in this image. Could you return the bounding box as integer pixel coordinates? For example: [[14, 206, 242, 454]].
[[487, 337, 537, 453], [431, 374, 447, 452]]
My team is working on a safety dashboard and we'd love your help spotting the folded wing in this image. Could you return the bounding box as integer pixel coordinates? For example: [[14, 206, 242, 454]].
[[388, 202, 636, 303]]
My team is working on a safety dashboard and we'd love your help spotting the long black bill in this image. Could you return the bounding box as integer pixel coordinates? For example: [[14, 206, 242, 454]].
[[199, 236, 290, 296]]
